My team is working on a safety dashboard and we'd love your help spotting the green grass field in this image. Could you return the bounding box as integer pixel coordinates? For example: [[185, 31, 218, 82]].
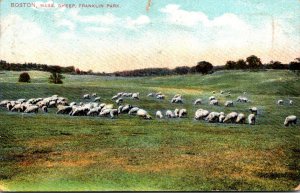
[[0, 70, 299, 191]]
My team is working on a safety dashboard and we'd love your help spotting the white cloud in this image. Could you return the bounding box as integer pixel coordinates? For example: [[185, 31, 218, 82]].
[[56, 19, 76, 31], [126, 15, 151, 28], [84, 27, 111, 33]]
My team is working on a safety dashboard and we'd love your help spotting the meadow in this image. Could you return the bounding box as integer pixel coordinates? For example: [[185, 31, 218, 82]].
[[0, 70, 299, 191]]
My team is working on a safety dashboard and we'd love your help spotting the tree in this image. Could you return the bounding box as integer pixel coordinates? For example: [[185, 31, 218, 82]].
[[174, 66, 190, 75], [289, 58, 300, 72], [194, 61, 213, 74], [269, 60, 285, 69], [18, 72, 31, 83], [246, 55, 262, 69], [236, 59, 247, 69], [225, 61, 236, 70], [49, 65, 64, 84], [75, 68, 81, 74]]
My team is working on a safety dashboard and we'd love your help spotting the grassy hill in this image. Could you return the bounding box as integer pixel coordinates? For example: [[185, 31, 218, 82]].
[[0, 70, 299, 191]]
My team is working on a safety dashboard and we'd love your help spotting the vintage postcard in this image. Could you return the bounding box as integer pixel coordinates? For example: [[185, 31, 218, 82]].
[[0, 0, 299, 191]]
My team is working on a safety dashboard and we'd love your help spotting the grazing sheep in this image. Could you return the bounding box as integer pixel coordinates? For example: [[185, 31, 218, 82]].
[[6, 103, 13, 111], [249, 107, 258, 115], [71, 106, 89, 116], [223, 112, 238, 123], [219, 112, 225, 123], [79, 102, 83, 106], [237, 96, 248, 103], [194, 99, 202, 105], [194, 109, 210, 120], [156, 111, 163, 119], [119, 104, 132, 114], [87, 107, 102, 116], [41, 106, 48, 113], [111, 95, 119, 100], [277, 99, 283, 105], [83, 94, 90, 99], [0, 100, 10, 107], [24, 105, 39, 113], [284, 115, 297, 127], [224, 100, 233, 107], [116, 98, 123, 105], [128, 107, 140, 115], [174, 108, 180, 117], [69, 102, 77, 106], [99, 108, 112, 116], [56, 106, 73, 114], [236, 113, 246, 124], [94, 97, 101, 102], [210, 99, 218, 106], [102, 104, 114, 111], [171, 97, 183, 104], [136, 109, 152, 119], [11, 103, 23, 112], [156, 94, 165, 100], [179, 109, 187, 118], [205, 112, 220, 122], [17, 99, 26, 103], [48, 101, 57, 108], [92, 93, 97, 97], [248, 114, 256, 125], [165, 110, 175, 118], [289, 100, 293, 105], [209, 96, 216, 101], [132, 93, 139, 100], [148, 93, 154, 97], [110, 109, 119, 118]]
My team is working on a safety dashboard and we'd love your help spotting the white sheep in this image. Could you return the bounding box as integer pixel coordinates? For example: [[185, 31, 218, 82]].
[[69, 102, 77, 106], [223, 112, 238, 123], [249, 107, 258, 115], [194, 109, 210, 120], [236, 113, 246, 124], [111, 95, 119, 100], [277, 99, 283, 105], [128, 107, 140, 115], [99, 108, 111, 117], [116, 98, 123, 105], [174, 108, 180, 117], [24, 105, 39, 113], [148, 93, 154, 97], [119, 104, 132, 114], [56, 106, 73, 114], [92, 93, 97, 97], [0, 100, 10, 107], [171, 97, 183, 104], [83, 94, 90, 99], [165, 110, 175, 118], [194, 99, 202, 105], [41, 106, 48, 113], [248, 114, 256, 125], [205, 112, 220, 122], [156, 111, 163, 119], [136, 109, 152, 119], [289, 100, 293, 105], [224, 100, 233, 107], [237, 96, 248, 103], [209, 96, 216, 101], [132, 93, 139, 100], [179, 109, 187, 118], [94, 97, 101, 102], [87, 107, 102, 116], [210, 99, 218, 106], [110, 109, 118, 118], [284, 115, 297, 127], [219, 112, 225, 123]]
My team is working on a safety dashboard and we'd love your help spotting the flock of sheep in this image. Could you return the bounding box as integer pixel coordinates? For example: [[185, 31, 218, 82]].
[[0, 90, 298, 127]]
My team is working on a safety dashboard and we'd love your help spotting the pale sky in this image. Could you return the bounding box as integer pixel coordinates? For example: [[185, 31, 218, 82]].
[[0, 0, 300, 72]]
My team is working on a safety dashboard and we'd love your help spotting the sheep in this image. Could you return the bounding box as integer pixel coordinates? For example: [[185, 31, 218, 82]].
[[289, 100, 293, 105], [0, 100, 10, 107], [87, 107, 102, 116], [147, 93, 154, 97], [277, 100, 283, 105], [102, 104, 114, 111], [205, 112, 221, 122], [24, 105, 39, 113], [209, 96, 216, 101], [171, 97, 183, 104], [132, 93, 139, 100], [136, 109, 152, 119], [71, 106, 89, 116], [116, 98, 123, 105], [94, 97, 101, 102], [11, 103, 24, 112], [194, 109, 210, 120], [111, 95, 119, 100], [41, 106, 48, 113], [284, 115, 297, 127], [48, 101, 57, 108], [69, 102, 77, 106], [156, 94, 165, 100], [110, 109, 119, 118], [92, 93, 97, 97], [174, 108, 180, 117], [237, 96, 248, 103], [236, 113, 246, 124], [156, 111, 163, 119], [79, 102, 83, 106], [155, 92, 162, 96], [210, 99, 218, 106], [225, 100, 234, 107], [219, 112, 225, 123], [165, 110, 175, 118], [249, 107, 258, 115], [6, 102, 13, 111], [99, 108, 112, 117], [128, 107, 140, 115], [179, 109, 187, 118], [16, 99, 26, 103], [83, 94, 90, 99], [223, 112, 238, 123], [248, 114, 256, 125], [194, 99, 202, 105], [119, 104, 132, 114]]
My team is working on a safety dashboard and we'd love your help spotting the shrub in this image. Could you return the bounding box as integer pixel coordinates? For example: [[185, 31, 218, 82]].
[[18, 72, 31, 83]]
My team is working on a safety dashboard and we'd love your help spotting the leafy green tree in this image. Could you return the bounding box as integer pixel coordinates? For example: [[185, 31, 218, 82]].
[[195, 61, 213, 74], [49, 66, 64, 84], [225, 61, 236, 69], [246, 55, 262, 69]]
